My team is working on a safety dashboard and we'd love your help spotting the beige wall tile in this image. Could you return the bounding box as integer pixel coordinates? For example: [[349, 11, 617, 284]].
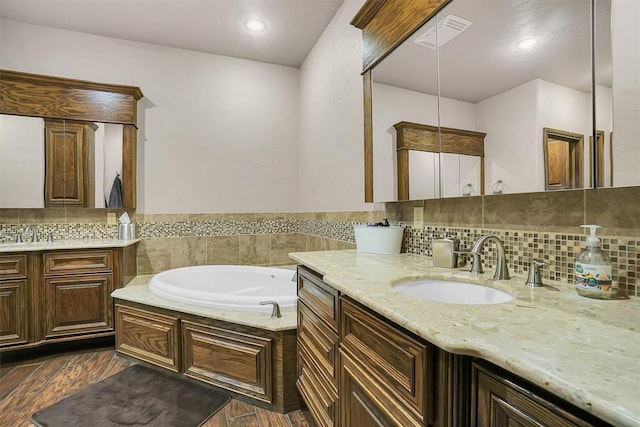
[[171, 237, 207, 268], [270, 234, 300, 265], [585, 187, 640, 236], [0, 209, 21, 224], [483, 190, 584, 233], [19, 208, 67, 224], [424, 197, 483, 227], [239, 234, 271, 265], [137, 238, 171, 274], [65, 208, 121, 224], [207, 235, 240, 265]]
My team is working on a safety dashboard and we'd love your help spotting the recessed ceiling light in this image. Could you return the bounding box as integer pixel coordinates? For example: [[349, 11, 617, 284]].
[[245, 19, 266, 33], [516, 38, 539, 49]]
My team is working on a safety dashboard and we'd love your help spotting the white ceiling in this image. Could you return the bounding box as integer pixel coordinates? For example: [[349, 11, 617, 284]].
[[0, 0, 344, 68], [374, 0, 613, 103]]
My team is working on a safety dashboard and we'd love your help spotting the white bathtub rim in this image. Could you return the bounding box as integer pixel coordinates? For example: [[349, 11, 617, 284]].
[[148, 265, 297, 313]]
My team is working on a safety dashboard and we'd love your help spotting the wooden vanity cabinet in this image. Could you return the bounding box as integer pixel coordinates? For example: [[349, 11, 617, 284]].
[[0, 245, 137, 352], [0, 254, 30, 347], [44, 120, 98, 208], [42, 250, 115, 339]]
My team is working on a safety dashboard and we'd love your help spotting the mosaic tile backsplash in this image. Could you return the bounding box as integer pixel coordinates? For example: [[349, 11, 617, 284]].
[[0, 216, 636, 296]]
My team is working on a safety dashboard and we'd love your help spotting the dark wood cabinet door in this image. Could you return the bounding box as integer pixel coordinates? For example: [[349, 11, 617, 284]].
[[473, 363, 603, 427], [115, 304, 180, 371], [44, 120, 96, 207], [44, 274, 113, 338], [0, 280, 29, 347], [341, 351, 421, 427]]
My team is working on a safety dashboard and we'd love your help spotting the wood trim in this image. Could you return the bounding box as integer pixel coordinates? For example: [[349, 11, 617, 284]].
[[394, 121, 485, 199], [363, 70, 374, 202], [397, 149, 410, 201], [0, 69, 143, 100], [353, 0, 451, 72], [350, 0, 387, 29], [122, 125, 137, 209]]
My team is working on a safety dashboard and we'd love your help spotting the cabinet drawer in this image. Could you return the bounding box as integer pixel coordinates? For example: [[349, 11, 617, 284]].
[[0, 254, 27, 280], [298, 266, 339, 332], [341, 350, 422, 427], [297, 342, 338, 427], [43, 250, 113, 275], [340, 296, 431, 425], [472, 362, 608, 427], [298, 300, 339, 388], [182, 320, 273, 403], [115, 304, 180, 372]]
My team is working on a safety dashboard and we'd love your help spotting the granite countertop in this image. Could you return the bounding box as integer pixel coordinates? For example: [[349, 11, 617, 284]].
[[289, 250, 640, 427], [0, 238, 141, 252], [112, 273, 298, 332]]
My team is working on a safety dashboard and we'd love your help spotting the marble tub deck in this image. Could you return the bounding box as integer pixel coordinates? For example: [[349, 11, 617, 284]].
[[289, 250, 640, 427], [112, 266, 298, 332]]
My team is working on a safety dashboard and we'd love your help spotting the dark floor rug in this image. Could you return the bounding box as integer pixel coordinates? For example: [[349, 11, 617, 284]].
[[31, 364, 230, 427]]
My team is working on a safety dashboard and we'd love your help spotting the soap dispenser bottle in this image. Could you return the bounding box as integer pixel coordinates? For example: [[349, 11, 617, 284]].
[[574, 225, 613, 299]]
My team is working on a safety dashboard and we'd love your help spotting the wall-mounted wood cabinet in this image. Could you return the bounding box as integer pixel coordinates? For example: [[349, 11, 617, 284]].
[[0, 245, 137, 352], [44, 120, 98, 207]]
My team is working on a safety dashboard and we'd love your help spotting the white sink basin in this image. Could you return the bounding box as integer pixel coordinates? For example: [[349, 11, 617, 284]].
[[393, 279, 513, 305]]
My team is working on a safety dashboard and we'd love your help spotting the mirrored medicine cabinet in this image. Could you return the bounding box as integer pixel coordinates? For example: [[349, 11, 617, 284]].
[[356, 0, 639, 202]]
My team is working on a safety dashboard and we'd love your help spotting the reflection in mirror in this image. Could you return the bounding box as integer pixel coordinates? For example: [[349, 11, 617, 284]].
[[543, 128, 584, 191], [0, 114, 123, 208], [601, 0, 640, 188], [0, 115, 44, 207], [371, 0, 610, 201]]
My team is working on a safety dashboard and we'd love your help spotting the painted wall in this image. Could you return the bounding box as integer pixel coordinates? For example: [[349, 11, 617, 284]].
[[0, 18, 299, 214], [297, 0, 372, 212]]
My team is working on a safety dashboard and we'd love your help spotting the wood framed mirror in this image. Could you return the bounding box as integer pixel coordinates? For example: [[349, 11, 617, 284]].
[[0, 69, 143, 209]]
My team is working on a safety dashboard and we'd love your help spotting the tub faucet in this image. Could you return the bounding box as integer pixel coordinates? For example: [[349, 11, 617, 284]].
[[469, 235, 511, 280], [260, 301, 282, 319]]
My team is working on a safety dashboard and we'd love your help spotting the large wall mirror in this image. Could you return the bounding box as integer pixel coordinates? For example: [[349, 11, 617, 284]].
[[0, 115, 124, 208], [365, 0, 639, 202], [0, 69, 142, 209]]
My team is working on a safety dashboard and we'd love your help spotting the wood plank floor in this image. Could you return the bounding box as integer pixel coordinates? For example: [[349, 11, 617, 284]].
[[0, 347, 315, 427]]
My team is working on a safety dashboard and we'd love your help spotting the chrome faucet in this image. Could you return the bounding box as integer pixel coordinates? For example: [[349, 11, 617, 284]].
[[469, 235, 511, 280], [24, 225, 38, 243], [259, 301, 282, 319]]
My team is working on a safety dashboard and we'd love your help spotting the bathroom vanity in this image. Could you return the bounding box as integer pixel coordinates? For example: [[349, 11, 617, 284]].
[[0, 240, 138, 352], [291, 250, 639, 427]]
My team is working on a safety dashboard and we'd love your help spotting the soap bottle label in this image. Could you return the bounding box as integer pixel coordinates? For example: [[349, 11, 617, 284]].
[[575, 263, 613, 293]]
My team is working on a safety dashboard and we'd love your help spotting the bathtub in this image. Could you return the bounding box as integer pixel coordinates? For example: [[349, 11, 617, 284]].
[[149, 265, 298, 313]]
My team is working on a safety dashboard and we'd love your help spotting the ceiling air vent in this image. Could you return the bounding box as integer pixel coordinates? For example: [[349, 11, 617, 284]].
[[414, 15, 472, 49]]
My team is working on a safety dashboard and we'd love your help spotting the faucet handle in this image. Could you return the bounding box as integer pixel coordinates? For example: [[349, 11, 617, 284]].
[[525, 258, 548, 287], [457, 251, 483, 274]]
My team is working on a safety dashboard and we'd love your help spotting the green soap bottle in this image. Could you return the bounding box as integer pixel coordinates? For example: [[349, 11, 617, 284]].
[[574, 225, 613, 299]]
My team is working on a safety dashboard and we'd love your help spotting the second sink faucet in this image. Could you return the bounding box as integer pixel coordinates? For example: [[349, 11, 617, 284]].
[[469, 235, 511, 280]]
